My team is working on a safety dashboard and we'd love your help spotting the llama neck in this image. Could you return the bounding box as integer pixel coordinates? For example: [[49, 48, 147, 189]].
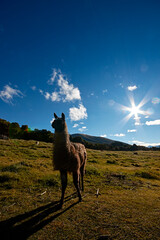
[[54, 126, 70, 148]]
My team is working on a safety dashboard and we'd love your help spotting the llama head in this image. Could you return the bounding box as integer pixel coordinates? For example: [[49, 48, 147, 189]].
[[52, 113, 66, 132]]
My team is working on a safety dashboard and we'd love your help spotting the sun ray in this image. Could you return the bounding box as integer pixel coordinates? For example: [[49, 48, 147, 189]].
[[120, 94, 149, 125]]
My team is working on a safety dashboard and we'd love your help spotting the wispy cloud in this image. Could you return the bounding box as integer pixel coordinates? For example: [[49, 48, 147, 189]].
[[119, 83, 124, 88], [44, 92, 50, 100], [145, 119, 160, 126], [127, 85, 137, 91], [100, 134, 107, 138], [31, 86, 36, 91], [73, 123, 79, 128], [40, 69, 88, 122], [114, 133, 125, 137], [69, 104, 88, 121], [0, 85, 23, 103], [39, 89, 43, 94], [78, 126, 87, 132], [44, 69, 81, 102], [135, 122, 144, 126], [40, 88, 60, 102], [57, 72, 81, 102], [102, 89, 108, 94], [50, 92, 60, 102], [127, 129, 137, 132], [131, 140, 160, 147], [152, 97, 160, 104], [47, 68, 59, 85], [50, 117, 55, 124]]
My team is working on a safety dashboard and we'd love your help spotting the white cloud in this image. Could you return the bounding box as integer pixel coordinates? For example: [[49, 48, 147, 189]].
[[132, 140, 160, 147], [114, 133, 125, 137], [127, 129, 137, 132], [69, 104, 88, 121], [135, 122, 143, 126], [102, 89, 108, 94], [39, 89, 43, 94], [40, 89, 60, 102], [44, 92, 50, 100], [145, 119, 160, 126], [58, 74, 81, 102], [50, 92, 60, 102], [73, 123, 79, 128], [134, 116, 141, 120], [0, 85, 23, 103], [48, 68, 58, 85], [45, 69, 81, 102], [152, 97, 160, 104], [119, 83, 124, 88], [145, 115, 149, 118], [78, 126, 87, 132], [100, 134, 107, 138], [127, 85, 137, 91], [31, 86, 36, 91], [50, 117, 55, 124]]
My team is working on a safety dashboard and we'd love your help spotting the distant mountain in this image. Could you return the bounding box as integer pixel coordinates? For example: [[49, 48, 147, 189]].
[[147, 145, 160, 148], [71, 133, 130, 146]]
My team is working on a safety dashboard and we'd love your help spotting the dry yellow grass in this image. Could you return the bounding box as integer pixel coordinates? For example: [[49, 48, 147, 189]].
[[0, 139, 160, 239]]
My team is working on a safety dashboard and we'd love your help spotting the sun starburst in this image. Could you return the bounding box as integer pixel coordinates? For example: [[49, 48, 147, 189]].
[[121, 95, 149, 125]]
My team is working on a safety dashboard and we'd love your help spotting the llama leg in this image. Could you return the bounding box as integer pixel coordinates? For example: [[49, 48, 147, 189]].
[[73, 172, 82, 202], [60, 170, 67, 207], [80, 165, 84, 191]]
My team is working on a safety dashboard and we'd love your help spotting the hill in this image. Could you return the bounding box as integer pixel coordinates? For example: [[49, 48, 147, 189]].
[[71, 133, 130, 146]]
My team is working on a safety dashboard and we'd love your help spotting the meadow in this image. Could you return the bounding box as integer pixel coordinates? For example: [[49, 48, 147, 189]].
[[0, 139, 160, 240]]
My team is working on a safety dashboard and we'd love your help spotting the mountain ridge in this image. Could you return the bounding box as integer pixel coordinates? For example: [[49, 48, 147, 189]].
[[71, 133, 130, 146]]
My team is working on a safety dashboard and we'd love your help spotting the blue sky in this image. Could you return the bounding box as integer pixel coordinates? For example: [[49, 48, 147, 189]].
[[0, 0, 160, 146]]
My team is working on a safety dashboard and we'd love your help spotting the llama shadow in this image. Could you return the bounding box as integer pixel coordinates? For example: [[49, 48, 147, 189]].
[[0, 193, 78, 240]]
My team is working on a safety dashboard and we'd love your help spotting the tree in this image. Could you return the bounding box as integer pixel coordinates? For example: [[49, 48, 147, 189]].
[[21, 125, 28, 132], [9, 122, 21, 138], [0, 119, 10, 137]]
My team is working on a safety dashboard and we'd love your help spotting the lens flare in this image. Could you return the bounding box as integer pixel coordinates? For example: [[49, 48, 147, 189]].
[[120, 94, 149, 125]]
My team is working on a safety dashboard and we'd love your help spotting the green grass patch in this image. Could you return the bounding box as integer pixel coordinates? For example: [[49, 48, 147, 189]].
[[135, 171, 159, 180], [0, 140, 160, 240], [38, 174, 59, 187], [1, 162, 26, 173]]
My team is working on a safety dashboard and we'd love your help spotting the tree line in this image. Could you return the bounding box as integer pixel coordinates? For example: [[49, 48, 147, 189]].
[[0, 118, 159, 151], [0, 118, 54, 142]]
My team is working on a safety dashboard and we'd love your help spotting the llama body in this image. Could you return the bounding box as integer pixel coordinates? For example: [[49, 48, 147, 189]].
[[52, 113, 87, 206]]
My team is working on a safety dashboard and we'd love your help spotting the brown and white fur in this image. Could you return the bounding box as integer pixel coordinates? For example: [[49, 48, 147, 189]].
[[52, 113, 87, 207]]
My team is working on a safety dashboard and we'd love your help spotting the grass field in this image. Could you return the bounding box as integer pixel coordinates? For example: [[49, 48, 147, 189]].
[[0, 139, 160, 240]]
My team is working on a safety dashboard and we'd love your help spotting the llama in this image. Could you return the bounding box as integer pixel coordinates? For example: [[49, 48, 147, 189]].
[[52, 113, 87, 207]]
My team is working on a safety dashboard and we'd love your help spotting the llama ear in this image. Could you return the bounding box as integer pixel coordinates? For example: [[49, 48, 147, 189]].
[[54, 113, 58, 119], [61, 113, 65, 121]]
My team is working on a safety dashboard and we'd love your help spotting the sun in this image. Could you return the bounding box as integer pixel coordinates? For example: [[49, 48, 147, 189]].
[[130, 104, 140, 116], [121, 94, 149, 124]]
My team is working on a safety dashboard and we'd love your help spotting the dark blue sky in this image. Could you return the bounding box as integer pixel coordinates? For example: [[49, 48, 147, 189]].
[[0, 0, 160, 146]]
